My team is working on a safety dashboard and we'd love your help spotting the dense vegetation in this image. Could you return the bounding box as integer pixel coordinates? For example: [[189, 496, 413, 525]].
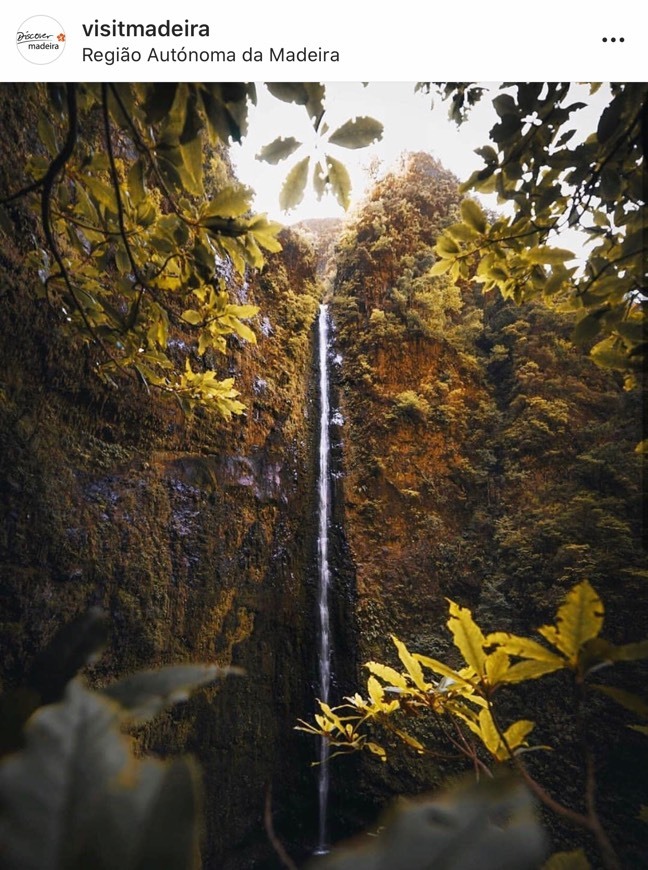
[[0, 83, 645, 869], [327, 151, 646, 867]]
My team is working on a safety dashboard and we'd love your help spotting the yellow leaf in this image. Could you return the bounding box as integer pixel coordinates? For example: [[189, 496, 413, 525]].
[[460, 198, 487, 233], [364, 662, 409, 691], [391, 636, 428, 691], [415, 654, 475, 688], [499, 659, 565, 683], [365, 741, 387, 760], [367, 676, 384, 708], [487, 632, 566, 666], [542, 848, 591, 870], [478, 707, 502, 756], [484, 649, 510, 686], [539, 580, 604, 666], [392, 728, 425, 752], [447, 600, 487, 675], [229, 319, 257, 344], [503, 719, 535, 753]]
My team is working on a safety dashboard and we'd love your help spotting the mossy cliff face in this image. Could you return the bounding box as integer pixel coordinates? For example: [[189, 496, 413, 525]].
[[0, 85, 325, 867], [329, 155, 646, 859]]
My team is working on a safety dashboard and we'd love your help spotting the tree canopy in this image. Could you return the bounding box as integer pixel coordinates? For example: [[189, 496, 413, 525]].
[[424, 83, 646, 397], [0, 83, 381, 416]]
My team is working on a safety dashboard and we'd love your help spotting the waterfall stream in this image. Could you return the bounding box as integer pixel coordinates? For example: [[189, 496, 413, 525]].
[[315, 303, 331, 854]]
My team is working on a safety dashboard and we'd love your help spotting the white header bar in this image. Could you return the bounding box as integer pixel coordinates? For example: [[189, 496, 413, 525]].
[[1, 1, 645, 82]]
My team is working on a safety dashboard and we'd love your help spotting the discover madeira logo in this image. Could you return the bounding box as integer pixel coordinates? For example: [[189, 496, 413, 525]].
[[16, 15, 66, 64]]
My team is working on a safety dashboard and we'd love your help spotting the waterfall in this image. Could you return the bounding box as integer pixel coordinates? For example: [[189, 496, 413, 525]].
[[315, 303, 331, 854]]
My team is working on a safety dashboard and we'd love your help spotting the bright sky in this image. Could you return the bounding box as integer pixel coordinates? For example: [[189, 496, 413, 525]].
[[230, 82, 499, 224], [230, 82, 609, 266]]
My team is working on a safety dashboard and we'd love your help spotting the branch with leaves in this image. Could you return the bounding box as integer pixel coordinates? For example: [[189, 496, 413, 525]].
[[1, 82, 383, 417], [424, 83, 646, 414], [298, 580, 648, 869]]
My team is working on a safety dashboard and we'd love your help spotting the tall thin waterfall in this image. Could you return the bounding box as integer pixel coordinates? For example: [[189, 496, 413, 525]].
[[316, 303, 331, 854]]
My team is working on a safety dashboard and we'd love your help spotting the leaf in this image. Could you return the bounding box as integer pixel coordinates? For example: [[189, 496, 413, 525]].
[[128, 758, 202, 870], [256, 136, 302, 164], [367, 676, 384, 707], [365, 741, 386, 760], [326, 156, 352, 210], [307, 774, 547, 870], [604, 640, 648, 662], [542, 849, 591, 869], [37, 116, 58, 157], [447, 600, 487, 675], [27, 608, 109, 705], [145, 84, 179, 124], [279, 157, 310, 211], [364, 662, 409, 691], [391, 636, 428, 691], [415, 655, 476, 688], [102, 664, 240, 722], [428, 258, 453, 276], [328, 117, 384, 149], [487, 633, 566, 667], [265, 82, 325, 123], [527, 247, 576, 265], [538, 580, 604, 667], [592, 685, 648, 718], [202, 186, 252, 219], [127, 160, 146, 207], [499, 660, 565, 684], [228, 319, 256, 344], [484, 649, 510, 686], [503, 720, 535, 754], [0, 679, 202, 870], [181, 310, 203, 326], [460, 199, 487, 233], [478, 707, 502, 755]]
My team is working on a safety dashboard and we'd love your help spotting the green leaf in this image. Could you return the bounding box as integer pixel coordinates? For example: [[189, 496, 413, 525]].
[[202, 186, 252, 219], [503, 719, 535, 754], [279, 157, 310, 211], [265, 82, 325, 123], [256, 137, 302, 164], [127, 160, 146, 207], [181, 310, 203, 326], [460, 199, 487, 233], [328, 117, 384, 149], [145, 84, 179, 125], [325, 156, 352, 210], [228, 319, 256, 344]]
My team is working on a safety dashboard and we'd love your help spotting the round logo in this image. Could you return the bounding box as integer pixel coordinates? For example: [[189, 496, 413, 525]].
[[16, 15, 66, 64]]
